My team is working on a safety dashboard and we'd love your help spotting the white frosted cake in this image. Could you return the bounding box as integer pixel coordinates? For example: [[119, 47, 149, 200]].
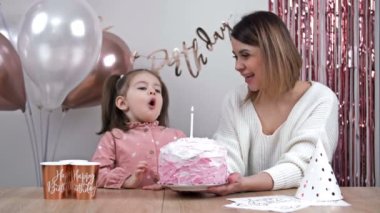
[[158, 137, 228, 186]]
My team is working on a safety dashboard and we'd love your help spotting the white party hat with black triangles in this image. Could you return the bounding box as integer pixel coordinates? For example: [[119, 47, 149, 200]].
[[295, 139, 343, 201]]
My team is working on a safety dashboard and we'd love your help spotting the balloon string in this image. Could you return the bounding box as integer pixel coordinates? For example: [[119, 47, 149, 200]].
[[43, 110, 52, 162], [24, 100, 41, 186], [39, 109, 43, 162], [51, 110, 67, 161]]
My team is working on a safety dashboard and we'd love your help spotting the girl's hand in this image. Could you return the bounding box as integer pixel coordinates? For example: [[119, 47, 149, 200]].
[[142, 183, 163, 190], [122, 161, 148, 188], [206, 172, 244, 196]]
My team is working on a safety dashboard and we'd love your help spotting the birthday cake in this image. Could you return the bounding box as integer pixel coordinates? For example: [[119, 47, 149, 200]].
[[158, 137, 228, 186]]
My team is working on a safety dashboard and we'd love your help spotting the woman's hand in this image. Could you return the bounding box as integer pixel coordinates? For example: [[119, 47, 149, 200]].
[[207, 172, 274, 195], [122, 161, 148, 188], [206, 172, 245, 196]]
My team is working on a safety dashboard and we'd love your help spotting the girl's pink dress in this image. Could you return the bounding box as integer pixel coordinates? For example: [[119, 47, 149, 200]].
[[92, 121, 186, 188]]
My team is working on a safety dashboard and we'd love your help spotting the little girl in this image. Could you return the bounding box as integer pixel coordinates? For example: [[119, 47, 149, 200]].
[[92, 69, 186, 189]]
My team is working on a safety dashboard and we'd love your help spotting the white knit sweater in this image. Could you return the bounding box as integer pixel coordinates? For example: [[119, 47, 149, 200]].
[[213, 81, 339, 190]]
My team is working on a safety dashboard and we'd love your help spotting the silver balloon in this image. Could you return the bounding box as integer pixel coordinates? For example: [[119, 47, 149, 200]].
[[0, 5, 11, 40], [17, 0, 102, 110], [24, 75, 43, 109]]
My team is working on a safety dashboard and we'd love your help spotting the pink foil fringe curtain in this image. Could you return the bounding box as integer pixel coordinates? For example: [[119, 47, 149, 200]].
[[270, 0, 376, 186]]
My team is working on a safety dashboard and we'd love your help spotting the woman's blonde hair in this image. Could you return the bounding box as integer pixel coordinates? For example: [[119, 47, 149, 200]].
[[231, 11, 302, 101]]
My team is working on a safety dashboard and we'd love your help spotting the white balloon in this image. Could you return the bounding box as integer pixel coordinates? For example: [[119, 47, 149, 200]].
[[17, 0, 102, 110], [24, 75, 43, 109]]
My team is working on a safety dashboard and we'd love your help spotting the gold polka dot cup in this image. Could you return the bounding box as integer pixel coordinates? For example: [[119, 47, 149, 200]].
[[71, 162, 100, 200], [40, 162, 69, 199]]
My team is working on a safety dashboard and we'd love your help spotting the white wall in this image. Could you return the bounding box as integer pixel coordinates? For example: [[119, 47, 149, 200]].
[[0, 0, 268, 186]]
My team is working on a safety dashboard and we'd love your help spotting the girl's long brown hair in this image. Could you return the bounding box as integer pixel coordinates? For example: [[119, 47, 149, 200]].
[[97, 69, 169, 135]]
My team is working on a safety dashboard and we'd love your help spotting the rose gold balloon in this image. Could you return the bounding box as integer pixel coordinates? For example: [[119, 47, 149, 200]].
[[62, 31, 133, 109], [0, 33, 26, 112], [0, 96, 19, 111]]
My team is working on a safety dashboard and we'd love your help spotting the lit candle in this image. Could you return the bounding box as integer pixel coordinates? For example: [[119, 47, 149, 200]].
[[190, 106, 194, 138]]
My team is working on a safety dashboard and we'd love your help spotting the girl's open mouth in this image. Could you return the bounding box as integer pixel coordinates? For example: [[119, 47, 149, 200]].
[[148, 98, 156, 109]]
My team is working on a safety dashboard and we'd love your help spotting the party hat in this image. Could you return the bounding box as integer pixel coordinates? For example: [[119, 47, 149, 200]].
[[295, 139, 343, 201]]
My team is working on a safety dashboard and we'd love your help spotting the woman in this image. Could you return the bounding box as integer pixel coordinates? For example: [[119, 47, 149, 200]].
[[208, 11, 339, 195]]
